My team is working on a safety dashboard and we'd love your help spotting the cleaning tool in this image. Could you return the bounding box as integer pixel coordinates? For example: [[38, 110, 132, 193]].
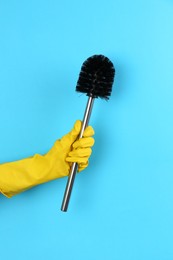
[[61, 54, 115, 212]]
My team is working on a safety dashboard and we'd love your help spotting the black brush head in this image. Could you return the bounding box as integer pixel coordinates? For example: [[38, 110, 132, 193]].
[[76, 54, 115, 100]]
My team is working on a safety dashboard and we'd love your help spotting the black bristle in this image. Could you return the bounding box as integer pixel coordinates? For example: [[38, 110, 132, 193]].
[[76, 55, 115, 100]]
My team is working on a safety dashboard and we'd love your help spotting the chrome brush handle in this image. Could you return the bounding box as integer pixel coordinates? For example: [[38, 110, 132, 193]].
[[61, 96, 95, 212]]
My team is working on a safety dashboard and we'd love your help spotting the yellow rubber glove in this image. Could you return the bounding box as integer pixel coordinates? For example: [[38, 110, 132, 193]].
[[0, 120, 94, 198]]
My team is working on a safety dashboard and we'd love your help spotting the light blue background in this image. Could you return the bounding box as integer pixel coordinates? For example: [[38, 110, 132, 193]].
[[0, 0, 173, 259]]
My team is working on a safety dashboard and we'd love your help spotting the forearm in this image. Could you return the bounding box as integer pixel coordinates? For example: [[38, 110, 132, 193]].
[[0, 121, 94, 198], [0, 151, 68, 198]]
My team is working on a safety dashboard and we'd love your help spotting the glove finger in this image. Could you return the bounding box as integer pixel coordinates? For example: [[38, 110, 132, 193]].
[[83, 126, 95, 137], [68, 147, 92, 157], [78, 161, 89, 172], [72, 137, 95, 149], [66, 156, 88, 165]]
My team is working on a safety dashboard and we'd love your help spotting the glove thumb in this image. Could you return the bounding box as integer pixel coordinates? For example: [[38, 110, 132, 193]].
[[68, 120, 82, 139], [60, 120, 82, 149]]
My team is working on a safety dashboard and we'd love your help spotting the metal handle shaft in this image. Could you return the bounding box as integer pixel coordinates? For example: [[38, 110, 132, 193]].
[[61, 96, 95, 212]]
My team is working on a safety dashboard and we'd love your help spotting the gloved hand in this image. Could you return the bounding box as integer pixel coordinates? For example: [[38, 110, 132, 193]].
[[0, 120, 94, 198]]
